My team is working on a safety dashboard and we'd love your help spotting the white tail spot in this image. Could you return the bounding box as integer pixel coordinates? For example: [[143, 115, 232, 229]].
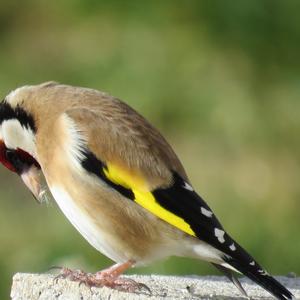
[[200, 207, 213, 218], [250, 261, 255, 266], [229, 243, 236, 251], [214, 228, 225, 243], [258, 269, 269, 276], [183, 182, 194, 191]]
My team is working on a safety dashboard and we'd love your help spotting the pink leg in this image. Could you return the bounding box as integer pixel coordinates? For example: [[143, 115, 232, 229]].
[[55, 260, 150, 293], [95, 260, 135, 280]]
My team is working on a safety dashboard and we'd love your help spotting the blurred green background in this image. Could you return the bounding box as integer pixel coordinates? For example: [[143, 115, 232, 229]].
[[0, 0, 300, 298]]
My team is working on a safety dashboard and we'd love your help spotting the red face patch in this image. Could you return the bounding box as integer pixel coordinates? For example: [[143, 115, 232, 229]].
[[0, 141, 16, 172], [0, 140, 40, 173]]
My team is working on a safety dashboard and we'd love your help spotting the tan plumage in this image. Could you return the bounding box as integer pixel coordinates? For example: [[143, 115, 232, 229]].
[[0, 82, 294, 299], [22, 82, 186, 181], [5, 82, 200, 263]]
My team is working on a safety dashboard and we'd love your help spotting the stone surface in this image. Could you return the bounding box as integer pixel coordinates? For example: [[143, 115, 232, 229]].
[[11, 273, 300, 300]]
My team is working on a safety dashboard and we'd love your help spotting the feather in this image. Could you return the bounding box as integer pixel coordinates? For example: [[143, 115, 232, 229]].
[[2, 83, 293, 299], [212, 263, 248, 297], [80, 148, 195, 236]]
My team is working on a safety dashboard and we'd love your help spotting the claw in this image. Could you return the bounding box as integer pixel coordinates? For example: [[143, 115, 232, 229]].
[[137, 282, 152, 295], [54, 274, 64, 284], [47, 265, 63, 272], [51, 260, 148, 294], [53, 267, 72, 284]]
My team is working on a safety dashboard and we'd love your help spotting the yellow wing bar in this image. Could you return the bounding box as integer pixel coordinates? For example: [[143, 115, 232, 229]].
[[103, 163, 195, 237]]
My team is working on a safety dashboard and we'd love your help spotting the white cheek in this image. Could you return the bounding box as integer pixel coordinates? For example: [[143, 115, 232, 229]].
[[2, 119, 36, 158]]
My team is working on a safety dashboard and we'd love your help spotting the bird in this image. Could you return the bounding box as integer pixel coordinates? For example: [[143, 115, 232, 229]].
[[0, 82, 294, 299]]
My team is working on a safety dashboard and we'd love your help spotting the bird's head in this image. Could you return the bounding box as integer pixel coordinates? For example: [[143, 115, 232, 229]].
[[0, 86, 44, 202]]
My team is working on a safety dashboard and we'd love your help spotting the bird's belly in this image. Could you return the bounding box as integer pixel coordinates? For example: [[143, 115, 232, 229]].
[[49, 185, 130, 263]]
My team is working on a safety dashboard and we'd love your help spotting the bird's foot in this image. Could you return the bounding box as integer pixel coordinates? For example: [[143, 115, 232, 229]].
[[90, 272, 150, 293], [54, 267, 91, 285], [54, 260, 150, 293]]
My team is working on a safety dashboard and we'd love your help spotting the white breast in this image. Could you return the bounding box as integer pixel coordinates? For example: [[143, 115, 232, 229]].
[[49, 185, 129, 263]]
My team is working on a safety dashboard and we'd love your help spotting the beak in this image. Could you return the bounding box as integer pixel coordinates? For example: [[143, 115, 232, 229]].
[[20, 165, 44, 203]]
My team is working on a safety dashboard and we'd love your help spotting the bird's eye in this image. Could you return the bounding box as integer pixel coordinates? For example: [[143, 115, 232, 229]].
[[0, 142, 40, 174], [5, 149, 23, 173], [5, 149, 17, 161]]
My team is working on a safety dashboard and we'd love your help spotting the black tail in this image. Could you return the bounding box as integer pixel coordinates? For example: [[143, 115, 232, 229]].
[[222, 243, 294, 300]]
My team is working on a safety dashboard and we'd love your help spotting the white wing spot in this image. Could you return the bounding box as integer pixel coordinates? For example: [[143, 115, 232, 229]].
[[229, 243, 236, 251], [183, 182, 194, 191], [250, 261, 255, 266], [214, 228, 225, 243], [200, 207, 213, 218]]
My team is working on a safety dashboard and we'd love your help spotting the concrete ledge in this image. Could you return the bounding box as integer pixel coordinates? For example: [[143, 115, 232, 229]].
[[11, 273, 300, 300]]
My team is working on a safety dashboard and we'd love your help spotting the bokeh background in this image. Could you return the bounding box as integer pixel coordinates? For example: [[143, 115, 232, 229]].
[[0, 0, 300, 298]]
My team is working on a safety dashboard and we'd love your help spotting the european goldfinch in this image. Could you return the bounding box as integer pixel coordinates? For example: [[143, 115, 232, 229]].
[[0, 82, 294, 299]]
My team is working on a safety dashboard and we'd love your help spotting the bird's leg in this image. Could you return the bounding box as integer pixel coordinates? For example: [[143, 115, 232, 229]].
[[91, 260, 141, 291], [56, 260, 150, 293], [95, 259, 135, 279]]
